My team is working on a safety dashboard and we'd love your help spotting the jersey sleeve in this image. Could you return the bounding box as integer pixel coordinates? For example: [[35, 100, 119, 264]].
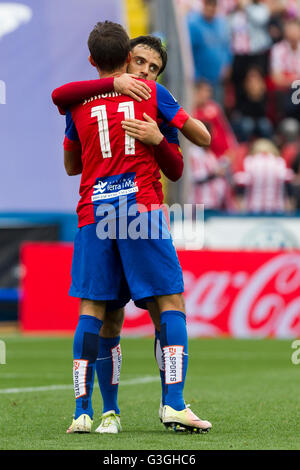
[[153, 138, 184, 182], [156, 120, 183, 181], [159, 120, 180, 145], [155, 83, 189, 129], [52, 78, 114, 114], [63, 110, 81, 151]]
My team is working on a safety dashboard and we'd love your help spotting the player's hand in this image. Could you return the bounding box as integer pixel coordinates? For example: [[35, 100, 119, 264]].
[[114, 74, 151, 102], [121, 113, 164, 145]]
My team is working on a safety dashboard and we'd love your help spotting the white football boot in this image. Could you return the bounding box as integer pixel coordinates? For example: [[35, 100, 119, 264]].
[[95, 410, 122, 434], [162, 404, 212, 433], [66, 414, 93, 433]]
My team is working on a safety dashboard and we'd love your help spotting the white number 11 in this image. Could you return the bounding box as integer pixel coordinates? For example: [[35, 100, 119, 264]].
[[91, 101, 135, 159]]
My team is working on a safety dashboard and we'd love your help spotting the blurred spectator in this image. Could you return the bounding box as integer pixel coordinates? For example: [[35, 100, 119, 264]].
[[179, 0, 238, 14], [290, 150, 300, 209], [187, 0, 233, 103], [234, 139, 295, 212], [217, 0, 238, 15], [230, 66, 274, 141], [176, 0, 202, 12], [269, 17, 300, 121], [277, 118, 300, 167], [193, 80, 238, 161], [266, 0, 286, 44], [228, 0, 272, 94], [284, 0, 299, 19], [188, 144, 236, 210], [270, 17, 300, 88]]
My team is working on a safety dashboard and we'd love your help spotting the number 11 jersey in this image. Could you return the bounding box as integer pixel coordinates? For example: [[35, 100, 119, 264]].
[[64, 79, 189, 228]]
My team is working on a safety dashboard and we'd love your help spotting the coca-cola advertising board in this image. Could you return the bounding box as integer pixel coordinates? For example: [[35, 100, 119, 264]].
[[178, 250, 300, 338], [20, 244, 300, 338]]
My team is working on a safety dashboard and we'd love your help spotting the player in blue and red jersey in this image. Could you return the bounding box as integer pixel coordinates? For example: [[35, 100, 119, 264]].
[[53, 35, 192, 433], [54, 38, 213, 434], [53, 36, 189, 434], [53, 21, 212, 435]]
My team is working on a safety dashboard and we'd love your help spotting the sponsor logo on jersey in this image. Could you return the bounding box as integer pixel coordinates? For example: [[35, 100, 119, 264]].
[[163, 345, 184, 384], [73, 359, 88, 398], [92, 174, 138, 201]]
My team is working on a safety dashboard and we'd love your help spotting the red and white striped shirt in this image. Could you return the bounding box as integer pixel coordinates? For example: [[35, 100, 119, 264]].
[[189, 146, 234, 210], [229, 10, 251, 55], [234, 152, 293, 213], [270, 39, 300, 77]]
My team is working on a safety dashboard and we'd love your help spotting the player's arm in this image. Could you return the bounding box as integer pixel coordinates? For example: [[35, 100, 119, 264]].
[[121, 113, 183, 181], [63, 110, 82, 176], [180, 117, 211, 147], [52, 74, 151, 114], [64, 146, 82, 175], [156, 83, 211, 147]]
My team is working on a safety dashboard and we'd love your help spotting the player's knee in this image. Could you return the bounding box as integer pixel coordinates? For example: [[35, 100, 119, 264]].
[[79, 299, 106, 320], [178, 294, 186, 311], [156, 293, 186, 314], [146, 302, 161, 331], [101, 308, 124, 337], [101, 323, 121, 337]]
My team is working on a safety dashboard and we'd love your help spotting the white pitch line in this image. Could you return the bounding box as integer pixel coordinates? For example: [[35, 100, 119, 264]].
[[0, 384, 72, 394], [0, 375, 160, 395]]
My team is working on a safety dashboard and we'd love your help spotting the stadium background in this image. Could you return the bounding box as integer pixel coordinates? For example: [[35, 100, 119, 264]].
[[1, 0, 300, 338]]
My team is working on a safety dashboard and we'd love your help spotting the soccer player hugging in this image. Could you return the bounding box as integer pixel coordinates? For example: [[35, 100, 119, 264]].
[[52, 21, 211, 435]]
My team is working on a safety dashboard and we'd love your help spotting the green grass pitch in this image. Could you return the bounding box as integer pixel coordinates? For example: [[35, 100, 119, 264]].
[[0, 335, 300, 450]]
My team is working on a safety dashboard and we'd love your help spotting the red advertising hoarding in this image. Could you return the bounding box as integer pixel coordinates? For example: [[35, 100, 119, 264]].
[[20, 243, 300, 338]]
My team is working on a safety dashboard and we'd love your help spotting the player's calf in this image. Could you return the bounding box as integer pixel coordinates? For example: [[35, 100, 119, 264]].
[[72, 313, 103, 420], [160, 310, 188, 411]]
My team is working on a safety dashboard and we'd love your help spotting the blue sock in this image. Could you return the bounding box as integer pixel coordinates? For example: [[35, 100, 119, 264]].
[[160, 310, 188, 411], [73, 314, 103, 419], [154, 329, 165, 405], [96, 336, 121, 415]]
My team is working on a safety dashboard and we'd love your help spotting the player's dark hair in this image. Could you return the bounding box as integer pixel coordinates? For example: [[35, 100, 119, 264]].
[[130, 35, 167, 76], [88, 21, 130, 72]]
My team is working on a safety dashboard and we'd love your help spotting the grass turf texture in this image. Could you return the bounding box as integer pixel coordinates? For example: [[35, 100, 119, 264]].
[[0, 335, 299, 450]]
